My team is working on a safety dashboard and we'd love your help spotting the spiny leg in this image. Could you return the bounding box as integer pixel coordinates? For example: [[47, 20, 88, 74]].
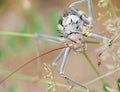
[[34, 36, 42, 78], [69, 0, 87, 8], [52, 48, 66, 72], [34, 33, 66, 78], [87, 33, 112, 66], [60, 48, 88, 90], [69, 0, 93, 27], [52, 48, 74, 87], [54, 47, 89, 90], [87, 0, 93, 23], [87, 33, 112, 44], [35, 33, 66, 42], [69, 0, 93, 17], [59, 47, 70, 74]]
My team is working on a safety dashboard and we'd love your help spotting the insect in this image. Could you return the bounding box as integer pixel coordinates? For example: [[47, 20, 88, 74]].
[[35, 0, 112, 90], [0, 0, 112, 91]]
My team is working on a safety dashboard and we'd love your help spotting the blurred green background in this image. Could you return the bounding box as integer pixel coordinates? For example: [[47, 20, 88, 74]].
[[0, 0, 120, 92]]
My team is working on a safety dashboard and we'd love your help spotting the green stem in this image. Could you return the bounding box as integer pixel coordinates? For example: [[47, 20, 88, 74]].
[[0, 67, 120, 92], [0, 31, 120, 46], [0, 31, 34, 38], [0, 31, 100, 45], [85, 66, 120, 85], [0, 69, 86, 92], [86, 41, 100, 44], [112, 43, 120, 47], [82, 51, 105, 84]]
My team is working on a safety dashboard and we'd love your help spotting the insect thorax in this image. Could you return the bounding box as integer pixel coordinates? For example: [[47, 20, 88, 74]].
[[58, 9, 90, 37]]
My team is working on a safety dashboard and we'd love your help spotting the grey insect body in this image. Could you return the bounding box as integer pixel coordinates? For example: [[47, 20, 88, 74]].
[[35, 0, 112, 91], [58, 9, 91, 51]]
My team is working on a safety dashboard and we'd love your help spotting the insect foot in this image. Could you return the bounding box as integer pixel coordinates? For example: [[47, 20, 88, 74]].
[[60, 72, 67, 79], [59, 72, 89, 91]]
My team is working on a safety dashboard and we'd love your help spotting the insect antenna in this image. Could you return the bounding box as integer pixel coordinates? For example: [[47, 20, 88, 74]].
[[0, 46, 66, 84]]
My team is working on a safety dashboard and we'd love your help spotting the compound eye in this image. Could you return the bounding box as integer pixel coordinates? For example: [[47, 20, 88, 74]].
[[76, 21, 78, 24], [76, 26, 79, 29]]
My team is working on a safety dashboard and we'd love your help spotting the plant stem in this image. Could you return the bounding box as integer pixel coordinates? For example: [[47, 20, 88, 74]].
[[0, 31, 34, 38], [86, 41, 100, 44], [0, 67, 120, 91], [0, 69, 85, 91], [0, 31, 119, 46], [85, 66, 120, 85], [82, 51, 105, 84], [112, 43, 120, 47]]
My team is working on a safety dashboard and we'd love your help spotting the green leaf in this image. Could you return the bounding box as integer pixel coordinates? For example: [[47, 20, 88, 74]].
[[6, 35, 17, 52], [49, 10, 59, 36], [9, 84, 18, 92], [19, 25, 30, 47], [32, 15, 43, 32], [117, 77, 120, 91], [91, 89, 97, 92], [103, 83, 111, 92]]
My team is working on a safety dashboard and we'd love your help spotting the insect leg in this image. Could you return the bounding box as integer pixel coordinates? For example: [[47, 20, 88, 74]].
[[59, 47, 70, 74], [34, 33, 66, 77], [88, 0, 93, 22], [34, 36, 42, 78], [87, 33, 112, 45], [87, 33, 112, 66], [59, 47, 88, 90], [69, 0, 93, 18], [69, 0, 93, 27], [69, 0, 87, 8], [35, 33, 66, 42], [52, 48, 66, 72]]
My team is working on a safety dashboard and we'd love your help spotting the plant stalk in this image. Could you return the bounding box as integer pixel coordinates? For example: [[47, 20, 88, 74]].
[[82, 51, 105, 84]]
